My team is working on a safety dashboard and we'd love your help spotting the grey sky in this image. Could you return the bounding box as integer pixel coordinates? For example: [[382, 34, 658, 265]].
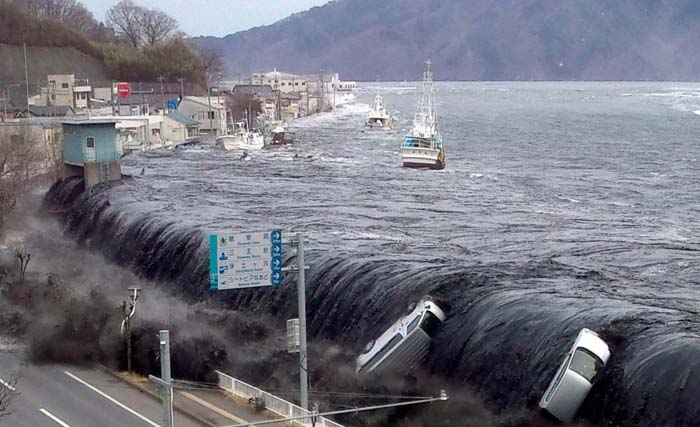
[[81, 0, 330, 37]]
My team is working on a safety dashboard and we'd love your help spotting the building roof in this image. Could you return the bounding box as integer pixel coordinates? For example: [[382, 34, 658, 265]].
[[281, 93, 303, 101], [16, 105, 74, 117], [61, 118, 118, 126], [166, 111, 199, 126], [180, 96, 226, 110], [233, 85, 277, 97]]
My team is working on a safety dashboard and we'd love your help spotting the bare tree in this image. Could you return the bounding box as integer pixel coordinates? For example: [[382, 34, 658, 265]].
[[106, 0, 144, 48], [141, 8, 178, 45], [10, 0, 97, 29], [15, 248, 30, 282], [199, 47, 225, 84], [0, 124, 40, 226]]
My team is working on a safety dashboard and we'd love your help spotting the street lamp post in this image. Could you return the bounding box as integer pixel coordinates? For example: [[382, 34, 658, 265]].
[[120, 287, 141, 373]]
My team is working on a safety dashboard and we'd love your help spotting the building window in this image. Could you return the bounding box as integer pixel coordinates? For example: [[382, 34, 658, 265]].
[[208, 111, 215, 119], [86, 137, 95, 148], [62, 83, 69, 89]]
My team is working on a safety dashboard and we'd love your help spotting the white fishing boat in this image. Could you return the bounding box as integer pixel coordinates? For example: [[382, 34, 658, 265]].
[[401, 59, 445, 170], [216, 121, 264, 151], [366, 92, 394, 129]]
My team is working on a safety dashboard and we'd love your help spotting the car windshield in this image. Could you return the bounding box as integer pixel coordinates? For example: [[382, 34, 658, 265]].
[[570, 348, 602, 382]]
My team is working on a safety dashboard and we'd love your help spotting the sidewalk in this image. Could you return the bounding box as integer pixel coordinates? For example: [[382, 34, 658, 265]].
[[111, 371, 289, 427]]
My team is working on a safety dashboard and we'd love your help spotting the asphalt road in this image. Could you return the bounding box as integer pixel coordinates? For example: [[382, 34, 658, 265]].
[[0, 351, 293, 427], [0, 352, 203, 427]]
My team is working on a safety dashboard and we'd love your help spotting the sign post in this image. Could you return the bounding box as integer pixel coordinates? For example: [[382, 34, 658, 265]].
[[210, 230, 310, 410], [293, 233, 309, 411], [149, 330, 174, 427]]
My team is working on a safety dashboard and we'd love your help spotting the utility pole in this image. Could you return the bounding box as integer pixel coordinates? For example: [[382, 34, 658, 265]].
[[23, 43, 30, 109], [149, 330, 174, 427], [207, 83, 214, 137], [296, 233, 309, 411], [120, 287, 141, 373], [158, 75, 166, 112], [177, 78, 184, 99]]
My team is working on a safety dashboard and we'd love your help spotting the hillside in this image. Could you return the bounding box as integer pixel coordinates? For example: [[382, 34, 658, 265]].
[[0, 44, 108, 87], [0, 1, 205, 88], [194, 0, 700, 81]]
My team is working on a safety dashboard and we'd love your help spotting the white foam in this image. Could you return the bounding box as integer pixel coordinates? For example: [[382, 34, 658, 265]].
[[555, 194, 581, 203]]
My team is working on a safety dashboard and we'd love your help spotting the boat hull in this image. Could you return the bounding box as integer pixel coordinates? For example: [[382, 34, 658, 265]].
[[401, 147, 445, 170], [270, 132, 295, 145], [366, 117, 394, 129], [216, 135, 264, 151]]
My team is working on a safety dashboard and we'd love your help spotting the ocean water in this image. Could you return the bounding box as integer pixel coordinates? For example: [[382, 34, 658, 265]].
[[50, 82, 700, 426]]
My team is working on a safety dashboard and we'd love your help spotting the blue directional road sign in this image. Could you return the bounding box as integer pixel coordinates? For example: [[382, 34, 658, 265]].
[[209, 230, 283, 290]]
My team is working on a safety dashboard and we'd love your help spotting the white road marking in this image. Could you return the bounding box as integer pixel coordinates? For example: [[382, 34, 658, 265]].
[[64, 371, 160, 427], [39, 408, 72, 427], [0, 377, 16, 391]]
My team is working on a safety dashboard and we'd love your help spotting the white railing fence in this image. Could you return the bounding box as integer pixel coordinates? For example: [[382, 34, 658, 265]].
[[216, 371, 346, 427]]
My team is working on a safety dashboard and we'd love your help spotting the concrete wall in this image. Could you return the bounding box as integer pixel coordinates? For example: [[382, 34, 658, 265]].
[[83, 160, 121, 188]]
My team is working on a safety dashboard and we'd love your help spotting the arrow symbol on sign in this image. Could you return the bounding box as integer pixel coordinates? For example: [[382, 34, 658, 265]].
[[272, 245, 281, 253], [273, 258, 281, 267], [273, 272, 281, 280]]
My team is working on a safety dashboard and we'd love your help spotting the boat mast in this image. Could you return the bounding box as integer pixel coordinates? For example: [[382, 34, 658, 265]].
[[416, 59, 436, 134]]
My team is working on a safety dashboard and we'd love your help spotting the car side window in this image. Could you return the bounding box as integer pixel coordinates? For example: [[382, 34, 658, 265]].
[[407, 315, 421, 333]]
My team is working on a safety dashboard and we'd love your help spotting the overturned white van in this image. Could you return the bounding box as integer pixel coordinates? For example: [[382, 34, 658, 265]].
[[356, 297, 446, 376]]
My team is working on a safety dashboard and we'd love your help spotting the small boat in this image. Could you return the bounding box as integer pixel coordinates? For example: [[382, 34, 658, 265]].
[[401, 59, 445, 170], [270, 123, 295, 145], [366, 92, 394, 129], [216, 121, 264, 151]]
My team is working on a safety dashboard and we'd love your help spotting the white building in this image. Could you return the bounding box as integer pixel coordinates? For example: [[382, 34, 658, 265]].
[[162, 111, 200, 146], [33, 75, 93, 110], [250, 70, 308, 94], [177, 96, 228, 136]]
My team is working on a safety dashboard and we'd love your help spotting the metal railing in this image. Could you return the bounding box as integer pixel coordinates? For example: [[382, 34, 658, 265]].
[[216, 371, 346, 427]]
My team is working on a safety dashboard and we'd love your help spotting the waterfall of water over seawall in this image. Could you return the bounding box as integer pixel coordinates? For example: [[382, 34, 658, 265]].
[[43, 177, 700, 427]]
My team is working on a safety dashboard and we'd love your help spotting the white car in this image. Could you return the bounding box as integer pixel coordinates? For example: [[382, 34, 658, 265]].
[[539, 328, 611, 423]]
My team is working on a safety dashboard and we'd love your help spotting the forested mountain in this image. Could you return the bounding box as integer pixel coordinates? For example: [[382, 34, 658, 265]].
[[194, 0, 700, 81]]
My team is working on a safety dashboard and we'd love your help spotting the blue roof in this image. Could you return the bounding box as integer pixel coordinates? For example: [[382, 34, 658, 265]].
[[166, 111, 199, 126]]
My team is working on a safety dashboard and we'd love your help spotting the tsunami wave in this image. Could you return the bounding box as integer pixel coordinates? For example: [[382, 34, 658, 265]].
[[42, 177, 700, 427]]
